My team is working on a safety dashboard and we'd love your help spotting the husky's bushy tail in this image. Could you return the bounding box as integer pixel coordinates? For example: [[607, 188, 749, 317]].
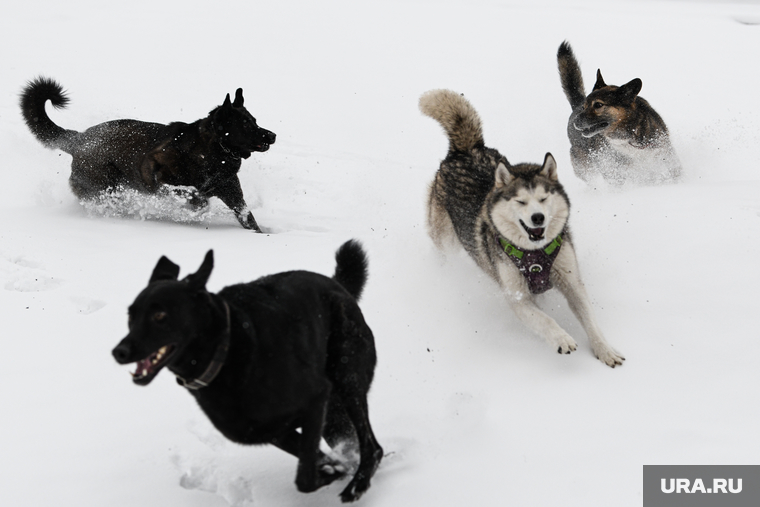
[[20, 77, 77, 151], [333, 239, 369, 301], [419, 89, 484, 152], [557, 41, 586, 110]]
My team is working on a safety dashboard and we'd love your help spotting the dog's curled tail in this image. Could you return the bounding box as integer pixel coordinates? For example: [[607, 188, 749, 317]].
[[419, 89, 484, 152], [333, 239, 369, 302], [19, 76, 77, 150], [557, 41, 586, 110]]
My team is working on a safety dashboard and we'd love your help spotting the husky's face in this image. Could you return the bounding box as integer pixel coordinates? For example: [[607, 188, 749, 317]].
[[489, 153, 570, 251], [573, 70, 642, 139]]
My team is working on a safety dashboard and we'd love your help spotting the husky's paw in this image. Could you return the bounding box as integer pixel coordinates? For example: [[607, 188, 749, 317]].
[[595, 347, 625, 368], [553, 334, 577, 355]]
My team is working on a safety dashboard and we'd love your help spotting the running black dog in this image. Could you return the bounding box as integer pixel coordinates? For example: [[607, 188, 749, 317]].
[[112, 241, 383, 502], [20, 77, 275, 231]]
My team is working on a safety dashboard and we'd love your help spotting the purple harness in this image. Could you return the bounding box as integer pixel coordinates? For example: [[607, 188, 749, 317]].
[[498, 233, 564, 295]]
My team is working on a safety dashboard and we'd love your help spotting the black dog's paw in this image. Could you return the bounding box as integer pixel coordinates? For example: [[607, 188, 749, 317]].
[[236, 210, 261, 232], [295, 457, 347, 493], [339, 472, 370, 503]]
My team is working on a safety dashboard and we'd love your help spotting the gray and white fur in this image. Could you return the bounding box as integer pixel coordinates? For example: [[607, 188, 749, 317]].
[[420, 89, 624, 367]]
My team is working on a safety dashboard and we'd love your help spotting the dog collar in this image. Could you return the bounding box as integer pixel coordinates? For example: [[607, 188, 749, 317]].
[[176, 300, 231, 390], [498, 233, 564, 295]]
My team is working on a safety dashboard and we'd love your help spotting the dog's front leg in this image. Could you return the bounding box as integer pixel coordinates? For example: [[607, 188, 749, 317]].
[[212, 176, 261, 232], [551, 244, 625, 368], [497, 263, 578, 354]]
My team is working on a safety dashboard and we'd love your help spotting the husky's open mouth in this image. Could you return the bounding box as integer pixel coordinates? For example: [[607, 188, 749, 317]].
[[253, 143, 270, 152], [520, 220, 546, 242], [131, 344, 176, 386], [574, 121, 609, 138]]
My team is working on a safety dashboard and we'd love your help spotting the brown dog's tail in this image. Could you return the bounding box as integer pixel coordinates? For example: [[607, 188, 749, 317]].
[[419, 89, 484, 153], [557, 41, 586, 110], [19, 77, 78, 151], [333, 240, 368, 301]]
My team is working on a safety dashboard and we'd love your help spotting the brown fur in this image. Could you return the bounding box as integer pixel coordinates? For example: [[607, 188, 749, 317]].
[[557, 42, 681, 184]]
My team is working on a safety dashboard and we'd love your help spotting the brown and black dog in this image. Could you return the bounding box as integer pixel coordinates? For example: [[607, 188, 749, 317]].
[[557, 42, 681, 184], [20, 77, 275, 231], [112, 241, 383, 502]]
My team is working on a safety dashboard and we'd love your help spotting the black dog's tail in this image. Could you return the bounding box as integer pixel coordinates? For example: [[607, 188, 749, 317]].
[[557, 41, 586, 110], [333, 240, 369, 301], [19, 77, 78, 151]]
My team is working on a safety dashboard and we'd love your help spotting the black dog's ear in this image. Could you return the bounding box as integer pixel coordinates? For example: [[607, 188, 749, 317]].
[[149, 256, 180, 284], [619, 78, 642, 103], [222, 93, 232, 108], [593, 69, 606, 90], [233, 88, 244, 108], [184, 250, 214, 290]]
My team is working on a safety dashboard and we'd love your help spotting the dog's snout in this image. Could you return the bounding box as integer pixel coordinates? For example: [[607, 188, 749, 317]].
[[264, 130, 276, 144], [112, 341, 133, 364], [531, 213, 545, 226]]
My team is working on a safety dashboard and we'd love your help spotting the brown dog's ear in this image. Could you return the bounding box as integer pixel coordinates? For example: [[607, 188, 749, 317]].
[[233, 88, 244, 107], [149, 256, 180, 284], [184, 250, 214, 290], [619, 78, 642, 103], [222, 93, 232, 108], [593, 69, 606, 90]]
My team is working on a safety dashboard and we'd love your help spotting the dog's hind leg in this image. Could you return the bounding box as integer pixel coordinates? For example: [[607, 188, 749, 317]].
[[324, 393, 359, 452], [271, 430, 347, 483], [292, 388, 349, 493], [426, 179, 457, 251], [339, 394, 383, 503], [327, 302, 382, 502]]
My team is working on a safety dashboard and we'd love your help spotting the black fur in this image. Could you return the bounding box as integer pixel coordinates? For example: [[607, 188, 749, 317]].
[[557, 41, 681, 184], [20, 77, 276, 231], [111, 241, 383, 502]]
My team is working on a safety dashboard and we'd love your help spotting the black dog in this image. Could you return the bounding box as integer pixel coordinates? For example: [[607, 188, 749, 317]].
[[112, 241, 383, 502], [20, 77, 275, 231]]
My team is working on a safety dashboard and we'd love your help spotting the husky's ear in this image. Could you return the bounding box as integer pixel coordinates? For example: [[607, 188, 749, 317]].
[[593, 69, 606, 91], [222, 93, 232, 108], [184, 250, 214, 290], [619, 78, 642, 103], [149, 256, 180, 284], [539, 153, 559, 182], [232, 88, 244, 108], [494, 162, 513, 188]]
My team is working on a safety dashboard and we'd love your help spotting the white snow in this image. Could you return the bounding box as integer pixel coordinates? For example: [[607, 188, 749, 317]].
[[1, 0, 759, 505]]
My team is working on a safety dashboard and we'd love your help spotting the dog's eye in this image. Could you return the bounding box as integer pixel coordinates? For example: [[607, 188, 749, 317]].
[[539, 197, 548, 203], [152, 311, 167, 323], [593, 102, 604, 109], [515, 200, 526, 205]]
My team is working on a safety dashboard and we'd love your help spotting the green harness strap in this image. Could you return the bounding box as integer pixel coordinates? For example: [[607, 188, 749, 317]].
[[498, 234, 563, 258]]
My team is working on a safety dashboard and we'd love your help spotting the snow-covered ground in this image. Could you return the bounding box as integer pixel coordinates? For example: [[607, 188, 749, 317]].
[[1, 0, 759, 505]]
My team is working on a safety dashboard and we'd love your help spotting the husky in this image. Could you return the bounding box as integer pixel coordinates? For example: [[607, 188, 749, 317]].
[[419, 89, 624, 367], [557, 41, 681, 185], [20, 77, 276, 231], [112, 241, 383, 502]]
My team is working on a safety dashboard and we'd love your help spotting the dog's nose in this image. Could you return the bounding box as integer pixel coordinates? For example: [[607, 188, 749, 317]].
[[265, 130, 276, 144], [531, 213, 545, 226], [112, 342, 133, 364]]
